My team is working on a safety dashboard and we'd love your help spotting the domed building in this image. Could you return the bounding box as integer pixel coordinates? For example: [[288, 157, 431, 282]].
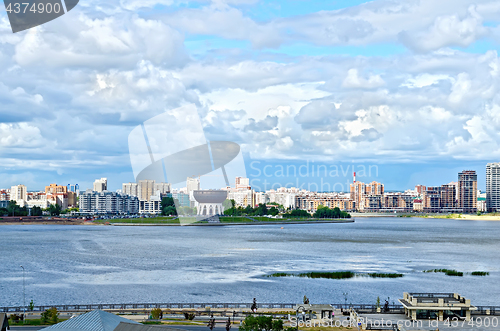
[[193, 190, 228, 216]]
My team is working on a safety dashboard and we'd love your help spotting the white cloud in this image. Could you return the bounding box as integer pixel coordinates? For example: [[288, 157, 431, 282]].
[[342, 69, 385, 89]]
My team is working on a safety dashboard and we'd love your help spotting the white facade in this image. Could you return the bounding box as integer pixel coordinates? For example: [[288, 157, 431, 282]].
[[93, 178, 107, 192], [10, 185, 27, 207], [122, 182, 138, 197], [486, 162, 500, 212], [79, 190, 139, 214]]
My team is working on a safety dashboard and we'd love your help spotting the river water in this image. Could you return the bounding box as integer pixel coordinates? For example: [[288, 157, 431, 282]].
[[0, 217, 499, 307]]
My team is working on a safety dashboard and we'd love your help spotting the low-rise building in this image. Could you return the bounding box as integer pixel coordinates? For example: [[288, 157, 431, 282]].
[[399, 292, 476, 321]]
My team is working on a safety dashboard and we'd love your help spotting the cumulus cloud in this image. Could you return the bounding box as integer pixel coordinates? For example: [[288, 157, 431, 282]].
[[1, 0, 500, 189], [399, 6, 488, 52], [342, 69, 385, 89]]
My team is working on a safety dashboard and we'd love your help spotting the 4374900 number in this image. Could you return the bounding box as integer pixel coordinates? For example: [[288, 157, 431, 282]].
[[5, 2, 62, 14]]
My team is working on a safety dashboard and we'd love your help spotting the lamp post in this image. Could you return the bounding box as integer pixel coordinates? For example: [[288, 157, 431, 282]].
[[342, 292, 348, 310], [20, 265, 25, 324]]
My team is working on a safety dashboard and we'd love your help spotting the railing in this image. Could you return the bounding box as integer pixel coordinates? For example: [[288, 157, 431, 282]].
[[0, 303, 295, 313], [2, 302, 499, 316]]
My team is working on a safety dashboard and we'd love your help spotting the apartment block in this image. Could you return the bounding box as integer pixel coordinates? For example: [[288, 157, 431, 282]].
[[458, 170, 477, 213], [93, 178, 108, 192], [79, 190, 139, 214], [486, 162, 500, 212]]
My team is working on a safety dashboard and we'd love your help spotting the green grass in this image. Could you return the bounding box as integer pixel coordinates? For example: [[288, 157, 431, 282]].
[[141, 321, 162, 325], [268, 271, 404, 279], [267, 272, 293, 277], [267, 271, 355, 279], [9, 319, 67, 326], [94, 217, 179, 224], [471, 271, 489, 276], [424, 269, 463, 276], [299, 271, 355, 279], [367, 273, 404, 278]]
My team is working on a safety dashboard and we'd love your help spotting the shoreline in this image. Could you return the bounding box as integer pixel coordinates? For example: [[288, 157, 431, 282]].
[[110, 219, 355, 226]]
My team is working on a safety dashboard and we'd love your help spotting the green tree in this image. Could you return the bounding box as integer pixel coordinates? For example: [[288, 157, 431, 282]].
[[31, 206, 43, 216], [29, 299, 34, 311], [268, 207, 279, 216], [47, 204, 61, 216], [161, 197, 177, 216], [239, 315, 283, 331], [253, 204, 268, 216], [41, 307, 59, 325], [150, 308, 163, 319]]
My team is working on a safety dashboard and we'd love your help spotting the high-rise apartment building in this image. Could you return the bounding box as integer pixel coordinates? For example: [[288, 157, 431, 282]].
[[486, 162, 500, 212], [93, 178, 107, 192], [138, 180, 155, 201], [440, 183, 457, 210], [458, 170, 477, 213], [235, 177, 250, 189], [10, 185, 27, 206], [186, 177, 200, 194], [122, 182, 139, 197], [154, 182, 171, 194]]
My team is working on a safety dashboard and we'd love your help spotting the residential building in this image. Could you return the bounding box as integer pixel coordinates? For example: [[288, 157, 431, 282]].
[[0, 190, 10, 201], [122, 182, 138, 197], [415, 185, 427, 196], [138, 180, 155, 201], [186, 177, 200, 194], [486, 162, 500, 212], [79, 190, 139, 214], [10, 185, 27, 207], [458, 170, 477, 213], [93, 178, 107, 192], [235, 177, 250, 189], [45, 183, 67, 194]]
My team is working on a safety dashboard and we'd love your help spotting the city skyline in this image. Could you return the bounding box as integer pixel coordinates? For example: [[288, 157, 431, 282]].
[[2, 1, 500, 192]]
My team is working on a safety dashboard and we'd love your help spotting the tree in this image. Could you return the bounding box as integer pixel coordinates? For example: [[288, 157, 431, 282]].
[[223, 199, 233, 210], [31, 206, 43, 216], [29, 299, 34, 311], [48, 204, 61, 216], [253, 204, 268, 216], [151, 308, 163, 319], [268, 207, 279, 216], [239, 315, 283, 331], [303, 295, 309, 304], [161, 197, 177, 216], [41, 307, 59, 325]]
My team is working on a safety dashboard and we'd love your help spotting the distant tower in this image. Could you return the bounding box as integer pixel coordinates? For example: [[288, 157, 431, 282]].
[[353, 172, 356, 183]]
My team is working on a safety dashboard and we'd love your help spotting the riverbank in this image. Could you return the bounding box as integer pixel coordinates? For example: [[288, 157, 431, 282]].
[[109, 219, 355, 226]]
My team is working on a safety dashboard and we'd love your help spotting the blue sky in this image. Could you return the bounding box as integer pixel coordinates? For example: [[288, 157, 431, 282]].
[[1, 0, 500, 192]]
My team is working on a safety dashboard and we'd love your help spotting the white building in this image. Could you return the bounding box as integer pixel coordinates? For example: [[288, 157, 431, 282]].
[[122, 182, 138, 197], [79, 190, 139, 214], [10, 185, 27, 207], [486, 162, 500, 212], [93, 178, 107, 192]]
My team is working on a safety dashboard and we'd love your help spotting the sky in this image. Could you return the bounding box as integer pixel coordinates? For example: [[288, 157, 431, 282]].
[[1, 0, 500, 192]]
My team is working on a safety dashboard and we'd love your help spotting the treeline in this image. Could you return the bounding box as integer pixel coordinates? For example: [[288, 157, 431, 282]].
[[0, 201, 63, 217], [224, 202, 280, 216], [312, 205, 351, 219]]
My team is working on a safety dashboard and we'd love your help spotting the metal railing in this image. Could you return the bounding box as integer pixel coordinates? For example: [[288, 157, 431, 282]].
[[2, 302, 499, 316]]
